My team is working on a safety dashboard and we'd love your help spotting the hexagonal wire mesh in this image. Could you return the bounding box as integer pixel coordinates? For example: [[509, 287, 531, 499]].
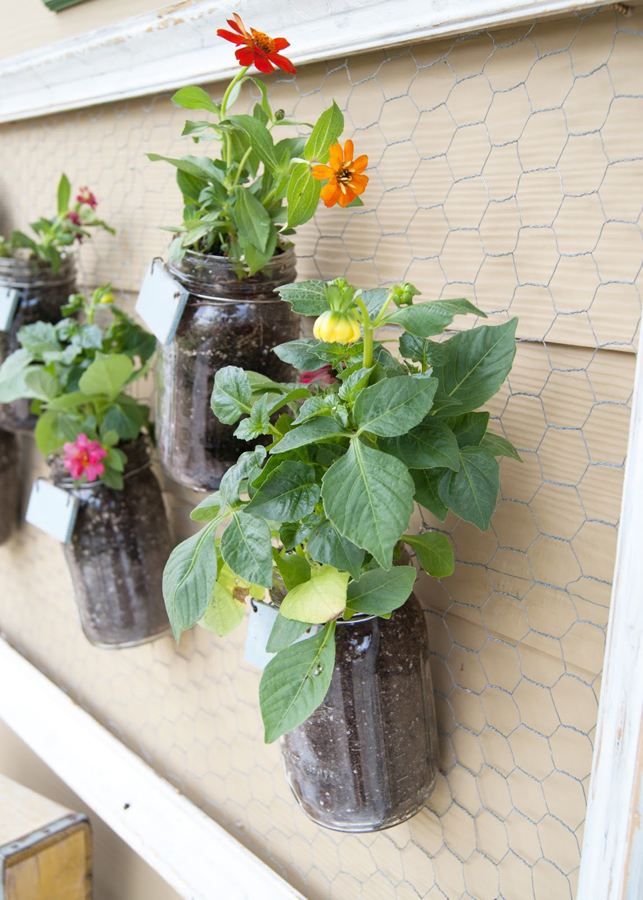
[[0, 5, 641, 899]]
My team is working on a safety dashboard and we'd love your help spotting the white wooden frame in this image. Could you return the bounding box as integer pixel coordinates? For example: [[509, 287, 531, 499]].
[[0, 639, 304, 900], [0, 0, 606, 124]]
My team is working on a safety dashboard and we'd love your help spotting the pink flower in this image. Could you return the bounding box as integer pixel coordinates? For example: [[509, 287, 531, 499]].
[[300, 366, 336, 387], [63, 433, 107, 483], [66, 210, 82, 227], [77, 187, 97, 209]]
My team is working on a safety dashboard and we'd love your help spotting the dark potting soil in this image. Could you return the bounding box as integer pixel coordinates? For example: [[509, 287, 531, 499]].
[[280, 593, 439, 832], [0, 258, 76, 433], [0, 428, 19, 545], [51, 439, 173, 648]]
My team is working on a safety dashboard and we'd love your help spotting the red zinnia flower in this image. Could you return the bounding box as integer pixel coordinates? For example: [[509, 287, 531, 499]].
[[312, 140, 369, 208], [63, 433, 107, 483], [77, 187, 97, 209], [217, 13, 296, 74]]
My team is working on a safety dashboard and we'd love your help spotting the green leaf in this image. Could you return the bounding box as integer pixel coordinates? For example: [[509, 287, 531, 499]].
[[146, 153, 223, 183], [259, 622, 336, 742], [438, 447, 500, 531], [57, 173, 71, 215], [304, 101, 344, 163], [273, 338, 328, 370], [24, 369, 59, 401], [190, 493, 221, 522], [403, 533, 454, 577], [354, 374, 438, 437], [266, 615, 312, 653], [279, 514, 322, 551], [199, 582, 246, 636], [272, 417, 346, 454], [172, 86, 219, 114], [286, 163, 322, 230], [227, 114, 279, 172], [345, 566, 416, 617], [389, 298, 484, 337], [221, 510, 273, 588], [34, 409, 79, 456], [447, 412, 490, 448], [276, 281, 330, 316], [273, 549, 311, 591], [412, 468, 449, 521], [322, 440, 415, 569], [436, 319, 518, 414], [234, 188, 271, 251], [211, 366, 252, 424], [245, 461, 320, 523], [481, 432, 522, 461], [380, 419, 460, 471], [234, 394, 271, 441], [162, 523, 218, 641], [239, 227, 277, 277], [280, 565, 349, 623], [78, 354, 134, 399], [306, 520, 365, 581], [17, 321, 60, 355], [219, 446, 267, 507], [399, 333, 449, 367]]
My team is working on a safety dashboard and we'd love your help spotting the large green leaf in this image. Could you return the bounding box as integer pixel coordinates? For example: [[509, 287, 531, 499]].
[[245, 461, 320, 523], [259, 622, 336, 742], [322, 440, 415, 568], [227, 114, 280, 172], [272, 338, 329, 370], [280, 565, 349, 623], [198, 565, 247, 637], [273, 549, 311, 590], [380, 419, 460, 471], [190, 492, 221, 522], [272, 417, 346, 454], [436, 319, 518, 414], [447, 412, 490, 448], [220, 510, 273, 588], [234, 188, 271, 251], [306, 520, 365, 581], [304, 101, 344, 163], [210, 366, 252, 424], [389, 298, 484, 337], [412, 468, 448, 521], [399, 333, 449, 367], [481, 432, 522, 461], [78, 354, 133, 399], [286, 163, 322, 229], [276, 281, 330, 316], [101, 397, 149, 440], [354, 374, 438, 437], [438, 447, 500, 530], [24, 369, 59, 401], [162, 523, 218, 641], [403, 533, 454, 577], [34, 409, 79, 456], [57, 173, 71, 216], [345, 566, 416, 617], [266, 615, 312, 653], [219, 446, 267, 507], [147, 153, 223, 183], [172, 86, 219, 114], [234, 393, 272, 440]]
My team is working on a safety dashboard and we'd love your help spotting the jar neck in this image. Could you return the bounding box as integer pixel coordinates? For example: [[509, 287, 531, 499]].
[[0, 255, 76, 290], [167, 243, 296, 302]]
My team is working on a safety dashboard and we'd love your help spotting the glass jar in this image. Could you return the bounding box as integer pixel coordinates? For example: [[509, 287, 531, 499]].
[[0, 428, 19, 545], [156, 245, 299, 491], [0, 256, 77, 432], [280, 592, 439, 832], [51, 439, 173, 649]]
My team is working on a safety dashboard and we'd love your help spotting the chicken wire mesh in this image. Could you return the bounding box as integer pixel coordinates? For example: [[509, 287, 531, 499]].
[[0, 5, 642, 899]]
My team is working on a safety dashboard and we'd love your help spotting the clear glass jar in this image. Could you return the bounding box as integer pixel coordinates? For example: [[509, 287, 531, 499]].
[[51, 439, 173, 649], [280, 592, 439, 832], [156, 245, 299, 491], [0, 428, 19, 545], [0, 256, 77, 432]]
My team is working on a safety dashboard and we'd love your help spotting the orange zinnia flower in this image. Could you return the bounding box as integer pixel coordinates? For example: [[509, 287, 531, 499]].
[[312, 140, 369, 208], [217, 13, 296, 75]]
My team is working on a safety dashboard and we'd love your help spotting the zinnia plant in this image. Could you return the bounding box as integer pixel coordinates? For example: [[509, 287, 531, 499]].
[[162, 278, 520, 742], [148, 13, 367, 273], [0, 174, 114, 274], [0, 285, 155, 488]]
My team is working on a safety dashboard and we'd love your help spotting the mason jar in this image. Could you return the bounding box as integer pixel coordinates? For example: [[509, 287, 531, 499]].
[[0, 428, 19, 545], [280, 592, 439, 832], [0, 256, 77, 432], [156, 245, 298, 491], [51, 439, 173, 649]]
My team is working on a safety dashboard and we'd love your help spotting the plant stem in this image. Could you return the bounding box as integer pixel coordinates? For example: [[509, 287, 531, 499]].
[[354, 296, 373, 368], [220, 66, 250, 118], [231, 147, 254, 192]]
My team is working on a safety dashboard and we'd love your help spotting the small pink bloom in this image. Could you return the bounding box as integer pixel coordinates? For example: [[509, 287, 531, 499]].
[[300, 366, 336, 387], [76, 187, 97, 209], [63, 433, 107, 483]]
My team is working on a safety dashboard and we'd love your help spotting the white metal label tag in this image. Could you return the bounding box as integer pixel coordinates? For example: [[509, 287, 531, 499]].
[[0, 286, 20, 331], [25, 479, 79, 544], [134, 259, 189, 345], [244, 602, 279, 671]]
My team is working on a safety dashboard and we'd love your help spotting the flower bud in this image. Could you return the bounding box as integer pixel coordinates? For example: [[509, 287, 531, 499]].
[[390, 281, 421, 307], [275, 109, 285, 121], [313, 310, 361, 344]]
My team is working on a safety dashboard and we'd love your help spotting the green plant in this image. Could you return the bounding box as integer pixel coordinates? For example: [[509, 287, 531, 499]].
[[0, 175, 114, 274], [148, 13, 368, 274], [162, 278, 520, 743], [0, 285, 155, 488]]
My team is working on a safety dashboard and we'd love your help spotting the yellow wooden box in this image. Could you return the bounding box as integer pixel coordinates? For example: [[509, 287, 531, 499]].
[[0, 774, 91, 900]]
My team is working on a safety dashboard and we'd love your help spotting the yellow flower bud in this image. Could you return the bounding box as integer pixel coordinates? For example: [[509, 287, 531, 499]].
[[313, 310, 361, 344], [99, 293, 114, 305]]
